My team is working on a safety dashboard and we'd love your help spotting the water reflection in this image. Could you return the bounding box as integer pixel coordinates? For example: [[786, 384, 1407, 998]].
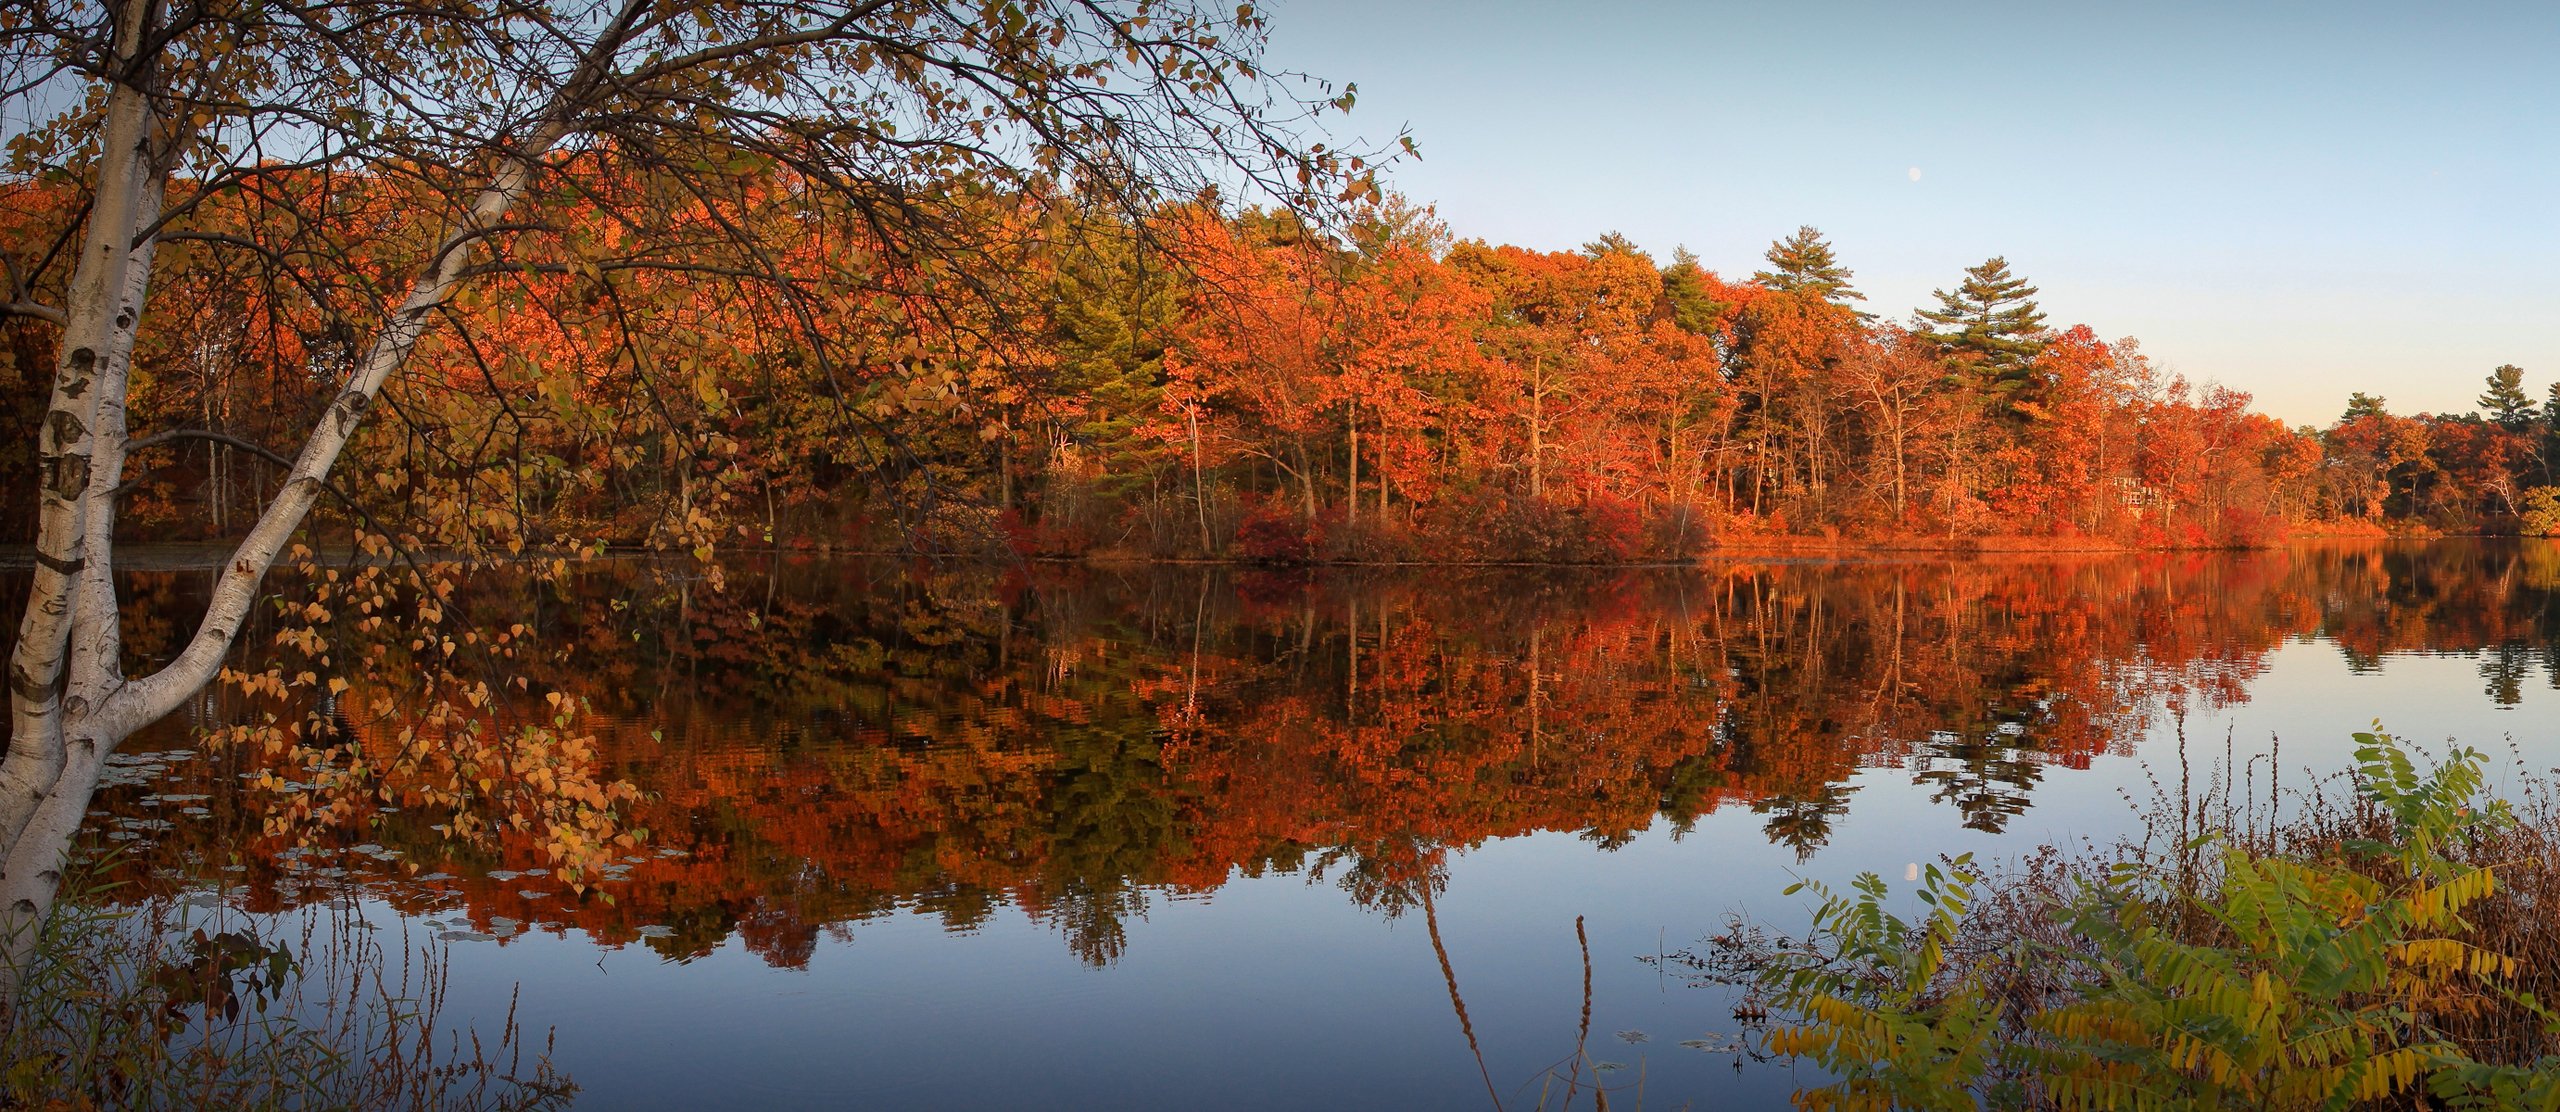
[[31, 540, 2560, 972]]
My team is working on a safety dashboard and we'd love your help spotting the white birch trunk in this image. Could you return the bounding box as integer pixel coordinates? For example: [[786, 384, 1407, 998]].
[[0, 0, 166, 923], [0, 0, 166, 1009], [0, 0, 649, 1009]]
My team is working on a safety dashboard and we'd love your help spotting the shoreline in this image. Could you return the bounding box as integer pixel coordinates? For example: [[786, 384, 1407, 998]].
[[0, 530, 2485, 573]]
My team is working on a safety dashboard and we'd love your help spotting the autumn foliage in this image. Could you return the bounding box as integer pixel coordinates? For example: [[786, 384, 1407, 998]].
[[8, 173, 2553, 562]]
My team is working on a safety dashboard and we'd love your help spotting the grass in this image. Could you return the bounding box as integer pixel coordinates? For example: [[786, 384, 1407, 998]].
[[1, 846, 574, 1111]]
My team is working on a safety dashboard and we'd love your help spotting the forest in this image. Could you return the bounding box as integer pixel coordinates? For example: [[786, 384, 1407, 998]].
[[7, 173, 2558, 564]]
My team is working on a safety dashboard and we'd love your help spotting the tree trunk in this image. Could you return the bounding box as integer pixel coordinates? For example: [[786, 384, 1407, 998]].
[[1, 0, 169, 989], [1346, 401, 1359, 530], [1, 0, 651, 1010], [998, 408, 1013, 514], [1188, 404, 1211, 555], [1528, 358, 1544, 500]]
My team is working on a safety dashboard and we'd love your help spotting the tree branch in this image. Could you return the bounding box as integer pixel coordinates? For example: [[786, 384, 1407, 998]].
[[0, 301, 65, 325], [114, 426, 408, 543]]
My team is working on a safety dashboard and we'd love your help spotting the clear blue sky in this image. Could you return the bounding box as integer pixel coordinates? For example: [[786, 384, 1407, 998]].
[[1261, 0, 2560, 427]]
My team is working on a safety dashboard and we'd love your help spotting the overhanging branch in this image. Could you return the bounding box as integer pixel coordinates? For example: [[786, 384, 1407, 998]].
[[0, 301, 65, 325]]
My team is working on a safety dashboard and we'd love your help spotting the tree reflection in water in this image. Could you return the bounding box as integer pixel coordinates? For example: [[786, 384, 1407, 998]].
[[34, 539, 2560, 969]]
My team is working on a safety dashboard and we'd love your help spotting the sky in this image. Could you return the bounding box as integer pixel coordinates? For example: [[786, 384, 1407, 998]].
[[1258, 0, 2560, 427]]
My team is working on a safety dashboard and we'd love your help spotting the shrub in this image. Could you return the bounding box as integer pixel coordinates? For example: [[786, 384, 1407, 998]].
[[1719, 731, 2560, 1110], [1645, 502, 1720, 560], [2212, 506, 2288, 549], [1432, 490, 1643, 564], [2520, 486, 2560, 537], [1313, 509, 1419, 564], [1231, 500, 1312, 564], [998, 506, 1098, 558]]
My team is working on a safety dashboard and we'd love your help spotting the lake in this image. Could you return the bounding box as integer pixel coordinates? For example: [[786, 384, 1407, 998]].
[[27, 540, 2560, 1108]]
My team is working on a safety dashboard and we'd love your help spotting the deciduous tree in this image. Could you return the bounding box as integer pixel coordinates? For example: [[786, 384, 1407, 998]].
[[0, 0, 1372, 1003]]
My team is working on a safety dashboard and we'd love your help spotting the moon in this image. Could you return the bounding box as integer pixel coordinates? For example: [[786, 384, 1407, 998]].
[[1907, 166, 1923, 182]]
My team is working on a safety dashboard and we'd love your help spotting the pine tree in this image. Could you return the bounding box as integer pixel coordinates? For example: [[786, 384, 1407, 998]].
[[1046, 214, 1183, 504], [1661, 246, 1728, 335], [1912, 257, 2048, 397], [2480, 364, 2535, 431], [1754, 226, 1864, 308], [2543, 382, 2560, 486], [2344, 392, 2390, 422], [1581, 230, 1644, 260]]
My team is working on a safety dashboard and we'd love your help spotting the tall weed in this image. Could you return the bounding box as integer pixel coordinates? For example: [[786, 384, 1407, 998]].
[[1721, 730, 2560, 1110], [2, 851, 572, 1111]]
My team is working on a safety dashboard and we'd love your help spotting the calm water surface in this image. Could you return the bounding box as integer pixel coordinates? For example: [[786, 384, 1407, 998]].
[[31, 541, 2560, 1108]]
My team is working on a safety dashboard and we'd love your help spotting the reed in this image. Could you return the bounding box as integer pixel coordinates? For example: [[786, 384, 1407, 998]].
[[1, 847, 573, 1110]]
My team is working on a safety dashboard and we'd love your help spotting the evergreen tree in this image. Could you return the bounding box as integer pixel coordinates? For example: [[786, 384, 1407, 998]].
[[1661, 246, 1729, 336], [2480, 364, 2536, 430], [2343, 392, 2390, 421], [2544, 382, 2560, 486], [1046, 213, 1183, 502], [1754, 226, 1864, 308], [1913, 255, 2048, 397], [1581, 230, 1644, 260]]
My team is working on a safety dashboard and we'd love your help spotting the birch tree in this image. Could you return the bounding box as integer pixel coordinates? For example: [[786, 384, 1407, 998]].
[[0, 0, 1373, 1006]]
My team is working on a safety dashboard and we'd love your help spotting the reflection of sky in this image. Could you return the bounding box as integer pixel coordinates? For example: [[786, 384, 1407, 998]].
[[71, 546, 2560, 1109], [405, 633, 2560, 1110], [1257, 0, 2560, 427], [442, 828, 1816, 1110]]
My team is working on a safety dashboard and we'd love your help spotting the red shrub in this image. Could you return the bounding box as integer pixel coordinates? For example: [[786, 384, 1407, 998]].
[[1232, 501, 1313, 564]]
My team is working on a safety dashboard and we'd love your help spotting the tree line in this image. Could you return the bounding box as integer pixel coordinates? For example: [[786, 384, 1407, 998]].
[[10, 188, 2553, 562]]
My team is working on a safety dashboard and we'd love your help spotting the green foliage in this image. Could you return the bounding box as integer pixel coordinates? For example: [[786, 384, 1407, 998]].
[[1762, 855, 2008, 1111], [1754, 730, 2560, 1111], [1660, 247, 1730, 335], [2345, 730, 2512, 876], [1580, 230, 1645, 260], [1756, 225, 1865, 308], [2481, 365, 2537, 432], [1044, 209, 1185, 500], [1913, 256, 2048, 398]]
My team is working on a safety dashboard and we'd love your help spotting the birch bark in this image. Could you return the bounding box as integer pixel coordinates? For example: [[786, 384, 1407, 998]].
[[0, 0, 167, 919], [0, 0, 650, 1007]]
